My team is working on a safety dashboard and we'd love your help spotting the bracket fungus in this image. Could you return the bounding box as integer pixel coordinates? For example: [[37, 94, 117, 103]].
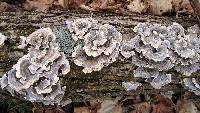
[[120, 24, 174, 71], [0, 33, 7, 47], [68, 18, 122, 73], [120, 23, 200, 76], [134, 67, 172, 89], [122, 81, 141, 91], [120, 22, 200, 90], [67, 18, 98, 41], [183, 78, 200, 95], [17, 36, 27, 49], [0, 28, 70, 105], [149, 73, 171, 89]]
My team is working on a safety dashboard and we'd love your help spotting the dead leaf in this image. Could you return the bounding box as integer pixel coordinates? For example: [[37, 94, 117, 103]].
[[126, 0, 193, 16], [90, 98, 122, 113], [97, 100, 113, 112], [23, 0, 54, 11], [89, 0, 121, 11], [54, 0, 69, 8], [131, 102, 152, 113], [68, 0, 88, 9], [32, 108, 44, 113], [109, 104, 123, 113], [127, 0, 149, 14], [151, 94, 175, 113], [74, 107, 91, 113], [173, 0, 193, 14], [22, 0, 99, 11], [0, 2, 8, 12], [45, 109, 54, 113], [149, 0, 173, 15], [176, 99, 199, 113]]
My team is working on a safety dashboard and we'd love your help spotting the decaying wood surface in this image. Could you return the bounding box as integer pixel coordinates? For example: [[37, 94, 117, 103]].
[[0, 10, 200, 105]]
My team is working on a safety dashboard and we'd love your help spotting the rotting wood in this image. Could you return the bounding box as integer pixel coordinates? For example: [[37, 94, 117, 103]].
[[0, 10, 200, 104]]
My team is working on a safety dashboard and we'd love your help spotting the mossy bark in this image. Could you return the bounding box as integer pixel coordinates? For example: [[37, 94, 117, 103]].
[[0, 10, 200, 106]]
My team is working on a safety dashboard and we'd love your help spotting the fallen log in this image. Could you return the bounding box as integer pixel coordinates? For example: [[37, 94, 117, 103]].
[[0, 10, 200, 107]]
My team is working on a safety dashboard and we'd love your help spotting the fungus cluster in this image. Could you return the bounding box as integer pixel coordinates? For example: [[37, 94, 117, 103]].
[[121, 22, 200, 89], [67, 18, 122, 73], [0, 28, 70, 105], [1, 18, 200, 99]]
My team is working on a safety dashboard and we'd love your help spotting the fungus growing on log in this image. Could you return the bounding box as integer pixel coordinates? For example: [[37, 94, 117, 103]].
[[17, 36, 27, 49], [134, 67, 172, 89], [1, 16, 200, 105], [171, 24, 200, 76], [183, 78, 200, 95], [67, 18, 98, 41], [68, 18, 122, 73], [0, 33, 7, 47], [0, 28, 70, 105], [149, 73, 172, 89], [120, 22, 200, 89], [121, 23, 200, 76], [122, 81, 141, 91]]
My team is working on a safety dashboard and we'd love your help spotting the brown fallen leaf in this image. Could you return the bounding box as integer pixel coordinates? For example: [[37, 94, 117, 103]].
[[172, 0, 194, 17], [32, 108, 44, 113], [23, 0, 54, 11], [89, 0, 122, 11], [176, 99, 199, 113], [68, 0, 89, 10], [89, 98, 123, 113], [53, 0, 69, 8], [109, 104, 123, 113], [149, 0, 173, 15], [0, 2, 8, 12], [152, 103, 174, 113], [127, 0, 149, 14], [97, 100, 122, 113], [126, 0, 193, 16], [23, 0, 75, 11], [131, 102, 152, 113], [151, 94, 175, 113], [45, 109, 54, 113], [74, 107, 91, 113]]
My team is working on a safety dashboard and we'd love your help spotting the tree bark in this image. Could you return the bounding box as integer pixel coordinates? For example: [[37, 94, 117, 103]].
[[0, 10, 200, 105]]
